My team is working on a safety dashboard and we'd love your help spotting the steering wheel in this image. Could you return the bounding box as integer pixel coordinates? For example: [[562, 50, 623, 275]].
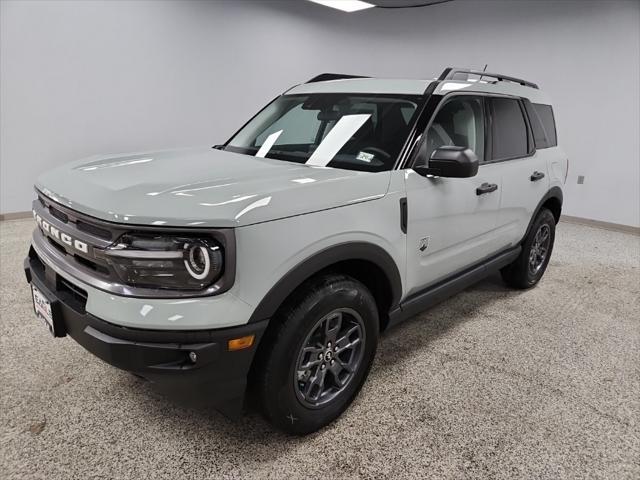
[[359, 146, 392, 161]]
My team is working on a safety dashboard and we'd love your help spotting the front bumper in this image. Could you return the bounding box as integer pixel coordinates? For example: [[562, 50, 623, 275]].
[[24, 248, 268, 417]]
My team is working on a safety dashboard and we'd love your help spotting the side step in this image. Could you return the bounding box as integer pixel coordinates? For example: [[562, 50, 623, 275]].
[[388, 246, 521, 328]]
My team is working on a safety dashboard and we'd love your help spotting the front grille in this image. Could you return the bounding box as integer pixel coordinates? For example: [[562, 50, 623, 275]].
[[49, 205, 69, 223], [34, 192, 123, 288], [76, 219, 112, 240], [47, 236, 67, 255], [37, 193, 122, 244], [74, 254, 110, 276], [45, 234, 110, 277]]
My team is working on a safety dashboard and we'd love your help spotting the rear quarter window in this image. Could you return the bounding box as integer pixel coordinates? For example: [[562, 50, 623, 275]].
[[533, 103, 557, 147]]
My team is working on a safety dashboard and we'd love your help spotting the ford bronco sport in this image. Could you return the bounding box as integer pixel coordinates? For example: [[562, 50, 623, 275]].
[[25, 68, 567, 434]]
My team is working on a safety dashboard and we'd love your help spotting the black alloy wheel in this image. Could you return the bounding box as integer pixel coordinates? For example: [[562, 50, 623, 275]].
[[294, 308, 365, 408]]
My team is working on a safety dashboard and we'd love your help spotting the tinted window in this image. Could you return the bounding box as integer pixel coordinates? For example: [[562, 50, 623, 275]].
[[524, 101, 558, 149], [533, 103, 557, 147], [490, 97, 528, 160], [523, 101, 550, 149], [424, 96, 485, 162]]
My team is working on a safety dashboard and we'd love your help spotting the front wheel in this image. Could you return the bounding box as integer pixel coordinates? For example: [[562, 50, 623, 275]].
[[256, 274, 378, 435], [501, 207, 556, 289]]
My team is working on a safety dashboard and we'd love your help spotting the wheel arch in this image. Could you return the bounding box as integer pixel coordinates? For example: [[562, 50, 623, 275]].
[[521, 186, 563, 243], [247, 242, 402, 331], [245, 242, 402, 397]]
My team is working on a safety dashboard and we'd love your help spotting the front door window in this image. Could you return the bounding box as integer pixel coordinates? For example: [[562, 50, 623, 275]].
[[424, 96, 485, 162]]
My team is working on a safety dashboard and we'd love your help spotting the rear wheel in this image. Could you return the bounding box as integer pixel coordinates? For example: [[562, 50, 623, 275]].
[[256, 274, 378, 435], [501, 207, 556, 289]]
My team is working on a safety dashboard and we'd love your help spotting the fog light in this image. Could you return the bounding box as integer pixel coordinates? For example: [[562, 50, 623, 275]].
[[188, 351, 197, 363], [228, 335, 255, 351]]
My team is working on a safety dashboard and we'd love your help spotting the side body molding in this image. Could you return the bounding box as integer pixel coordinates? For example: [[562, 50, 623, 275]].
[[247, 242, 403, 324]]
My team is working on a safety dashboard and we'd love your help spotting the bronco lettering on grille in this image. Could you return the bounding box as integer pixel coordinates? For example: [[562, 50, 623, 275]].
[[34, 211, 89, 254]]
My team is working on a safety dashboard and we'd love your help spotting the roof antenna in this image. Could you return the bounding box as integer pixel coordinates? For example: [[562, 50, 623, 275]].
[[478, 64, 488, 83]]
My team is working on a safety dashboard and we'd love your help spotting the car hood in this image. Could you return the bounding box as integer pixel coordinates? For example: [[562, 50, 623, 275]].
[[35, 147, 391, 227]]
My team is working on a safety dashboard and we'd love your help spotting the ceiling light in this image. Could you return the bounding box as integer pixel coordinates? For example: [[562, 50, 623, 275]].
[[307, 0, 375, 13]]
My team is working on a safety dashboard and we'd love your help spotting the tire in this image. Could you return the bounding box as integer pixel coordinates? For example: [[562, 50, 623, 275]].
[[255, 274, 379, 435], [501, 207, 556, 289]]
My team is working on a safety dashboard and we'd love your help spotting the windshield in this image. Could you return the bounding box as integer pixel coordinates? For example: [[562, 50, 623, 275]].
[[225, 94, 422, 172]]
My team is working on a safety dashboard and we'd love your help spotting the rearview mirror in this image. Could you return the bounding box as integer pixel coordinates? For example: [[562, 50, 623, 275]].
[[317, 110, 341, 121], [413, 146, 479, 178]]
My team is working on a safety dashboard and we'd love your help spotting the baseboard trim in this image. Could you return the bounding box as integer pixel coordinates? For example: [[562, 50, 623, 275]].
[[561, 215, 640, 236], [0, 211, 32, 221]]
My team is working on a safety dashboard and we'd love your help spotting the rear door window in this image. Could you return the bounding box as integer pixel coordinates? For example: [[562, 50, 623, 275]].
[[489, 97, 529, 160]]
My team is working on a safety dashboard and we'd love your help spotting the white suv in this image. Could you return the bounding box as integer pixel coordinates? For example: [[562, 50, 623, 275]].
[[25, 68, 567, 434]]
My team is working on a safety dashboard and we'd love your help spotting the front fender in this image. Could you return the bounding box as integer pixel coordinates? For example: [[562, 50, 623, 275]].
[[247, 241, 402, 323]]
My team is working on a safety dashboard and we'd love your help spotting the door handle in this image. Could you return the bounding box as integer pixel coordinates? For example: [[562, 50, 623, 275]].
[[530, 171, 545, 181], [476, 183, 498, 195]]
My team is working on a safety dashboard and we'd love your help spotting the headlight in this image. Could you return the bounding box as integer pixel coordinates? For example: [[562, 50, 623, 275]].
[[103, 234, 224, 291]]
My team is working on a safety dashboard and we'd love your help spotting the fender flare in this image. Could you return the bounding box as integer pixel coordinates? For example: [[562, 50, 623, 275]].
[[247, 242, 402, 323], [521, 186, 563, 244]]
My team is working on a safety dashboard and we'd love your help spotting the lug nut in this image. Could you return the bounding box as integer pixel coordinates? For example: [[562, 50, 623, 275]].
[[318, 353, 323, 360], [188, 351, 197, 363], [327, 341, 332, 348], [334, 346, 338, 352], [321, 364, 326, 370], [330, 359, 335, 366]]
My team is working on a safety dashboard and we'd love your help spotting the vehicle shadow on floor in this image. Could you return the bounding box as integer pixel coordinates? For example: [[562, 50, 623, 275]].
[[119, 272, 527, 448], [374, 272, 524, 374]]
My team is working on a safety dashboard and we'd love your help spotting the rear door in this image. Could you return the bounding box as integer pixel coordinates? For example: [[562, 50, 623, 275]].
[[404, 95, 502, 296], [488, 97, 550, 247]]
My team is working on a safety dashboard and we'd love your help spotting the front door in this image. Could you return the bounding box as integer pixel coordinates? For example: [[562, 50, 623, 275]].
[[404, 95, 503, 296]]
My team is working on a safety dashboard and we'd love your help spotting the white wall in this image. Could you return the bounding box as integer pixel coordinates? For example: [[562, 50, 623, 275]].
[[1, 0, 639, 227]]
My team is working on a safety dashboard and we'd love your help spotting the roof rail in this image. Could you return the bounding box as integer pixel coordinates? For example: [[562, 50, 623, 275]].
[[438, 67, 539, 89], [306, 73, 369, 83]]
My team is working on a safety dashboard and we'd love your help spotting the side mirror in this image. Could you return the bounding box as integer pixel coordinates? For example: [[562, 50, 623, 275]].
[[414, 146, 479, 178]]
